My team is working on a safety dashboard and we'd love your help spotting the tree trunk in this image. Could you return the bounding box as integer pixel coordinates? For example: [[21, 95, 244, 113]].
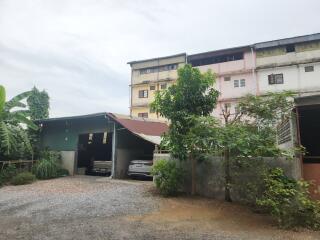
[[190, 154, 196, 195], [224, 148, 232, 202]]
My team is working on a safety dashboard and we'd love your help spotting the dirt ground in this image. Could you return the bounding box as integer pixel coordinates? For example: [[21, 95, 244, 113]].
[[0, 176, 319, 240]]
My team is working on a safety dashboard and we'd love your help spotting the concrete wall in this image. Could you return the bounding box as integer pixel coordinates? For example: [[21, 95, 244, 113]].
[[60, 151, 76, 175], [159, 155, 302, 201]]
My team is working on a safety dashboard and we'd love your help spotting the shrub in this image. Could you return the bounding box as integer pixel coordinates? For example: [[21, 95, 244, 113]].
[[0, 164, 17, 185], [33, 150, 61, 180], [151, 159, 183, 196], [57, 168, 69, 177], [11, 172, 36, 185], [33, 159, 58, 179], [256, 168, 320, 229]]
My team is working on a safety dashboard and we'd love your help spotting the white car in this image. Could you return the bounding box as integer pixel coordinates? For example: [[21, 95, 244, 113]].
[[128, 160, 153, 178]]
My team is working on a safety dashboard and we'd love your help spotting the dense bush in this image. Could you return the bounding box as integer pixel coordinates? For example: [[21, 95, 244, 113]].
[[33, 150, 61, 179], [57, 168, 69, 177], [151, 159, 183, 196], [11, 172, 36, 185], [33, 159, 58, 179], [0, 165, 17, 186], [256, 168, 320, 229]]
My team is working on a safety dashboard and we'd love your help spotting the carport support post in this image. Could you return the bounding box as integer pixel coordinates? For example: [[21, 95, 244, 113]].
[[111, 122, 116, 178]]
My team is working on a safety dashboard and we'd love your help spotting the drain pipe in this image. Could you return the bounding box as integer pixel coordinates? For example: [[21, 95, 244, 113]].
[[111, 121, 116, 178]]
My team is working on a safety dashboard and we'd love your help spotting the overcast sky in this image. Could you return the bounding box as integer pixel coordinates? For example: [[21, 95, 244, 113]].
[[1, 0, 320, 117]]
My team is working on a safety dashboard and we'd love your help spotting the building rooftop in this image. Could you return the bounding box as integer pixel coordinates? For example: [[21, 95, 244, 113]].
[[37, 112, 168, 145], [254, 33, 320, 49], [127, 53, 186, 65], [128, 32, 320, 65]]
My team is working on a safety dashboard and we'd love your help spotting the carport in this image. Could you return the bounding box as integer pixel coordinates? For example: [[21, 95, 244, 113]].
[[37, 112, 168, 178], [295, 95, 320, 199]]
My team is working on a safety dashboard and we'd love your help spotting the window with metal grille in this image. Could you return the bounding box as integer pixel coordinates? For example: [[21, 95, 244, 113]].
[[138, 90, 148, 98], [138, 112, 148, 118], [150, 85, 156, 90], [234, 80, 239, 88], [277, 118, 291, 144], [268, 74, 284, 85], [160, 83, 167, 89], [305, 66, 314, 72], [240, 79, 246, 87]]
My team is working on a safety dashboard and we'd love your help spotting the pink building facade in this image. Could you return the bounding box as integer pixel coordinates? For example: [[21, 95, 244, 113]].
[[187, 46, 257, 120]]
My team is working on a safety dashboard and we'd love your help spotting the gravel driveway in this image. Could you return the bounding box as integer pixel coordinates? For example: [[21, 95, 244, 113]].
[[0, 176, 319, 240]]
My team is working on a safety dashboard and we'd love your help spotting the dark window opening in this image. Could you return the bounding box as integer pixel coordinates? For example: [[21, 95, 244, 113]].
[[305, 66, 314, 72], [224, 76, 231, 81], [299, 106, 320, 163], [150, 85, 156, 90], [189, 52, 243, 67], [268, 74, 284, 85], [285, 44, 295, 53], [160, 83, 167, 89], [138, 90, 148, 98], [140, 64, 178, 75], [138, 112, 148, 118]]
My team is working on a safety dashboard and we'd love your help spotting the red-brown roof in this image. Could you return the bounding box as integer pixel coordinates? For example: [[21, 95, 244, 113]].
[[107, 113, 168, 136]]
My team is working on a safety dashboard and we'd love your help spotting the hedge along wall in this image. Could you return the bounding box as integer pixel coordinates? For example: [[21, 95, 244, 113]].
[[154, 153, 302, 202]]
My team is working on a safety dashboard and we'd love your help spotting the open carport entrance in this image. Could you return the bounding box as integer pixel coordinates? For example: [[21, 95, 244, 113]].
[[295, 95, 320, 199], [77, 132, 113, 176]]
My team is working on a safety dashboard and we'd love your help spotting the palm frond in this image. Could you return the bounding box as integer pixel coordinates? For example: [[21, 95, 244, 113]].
[[0, 85, 5, 113], [16, 128, 33, 156], [5, 91, 31, 111], [0, 122, 11, 155], [10, 111, 38, 130]]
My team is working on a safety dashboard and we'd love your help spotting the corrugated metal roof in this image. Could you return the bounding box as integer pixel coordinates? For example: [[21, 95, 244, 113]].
[[106, 113, 168, 137], [37, 112, 168, 145], [254, 33, 320, 49]]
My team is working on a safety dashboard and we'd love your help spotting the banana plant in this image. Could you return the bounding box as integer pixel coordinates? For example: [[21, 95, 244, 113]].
[[0, 85, 37, 156]]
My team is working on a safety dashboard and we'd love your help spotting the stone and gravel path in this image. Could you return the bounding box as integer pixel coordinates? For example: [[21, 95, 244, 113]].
[[0, 176, 319, 240]]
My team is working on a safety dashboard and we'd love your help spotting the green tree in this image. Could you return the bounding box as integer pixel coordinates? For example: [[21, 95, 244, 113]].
[[27, 87, 49, 120], [0, 85, 37, 156], [151, 64, 219, 195], [216, 91, 296, 201], [27, 87, 50, 158]]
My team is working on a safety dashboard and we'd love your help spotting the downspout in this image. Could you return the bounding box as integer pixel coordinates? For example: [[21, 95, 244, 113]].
[[111, 121, 117, 178], [251, 46, 259, 95], [130, 67, 133, 116]]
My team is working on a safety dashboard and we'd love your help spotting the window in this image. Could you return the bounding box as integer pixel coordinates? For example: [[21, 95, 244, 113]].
[[224, 76, 231, 81], [160, 83, 167, 89], [140, 64, 178, 75], [138, 90, 148, 98], [138, 112, 148, 118], [285, 44, 295, 53], [305, 66, 314, 72], [240, 79, 246, 87], [150, 85, 156, 90], [234, 80, 239, 88], [268, 74, 284, 85], [189, 52, 244, 67]]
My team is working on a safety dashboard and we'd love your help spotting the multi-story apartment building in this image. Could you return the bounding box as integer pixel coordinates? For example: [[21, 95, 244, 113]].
[[255, 34, 320, 96], [128, 33, 320, 120], [128, 53, 186, 120], [187, 45, 256, 119]]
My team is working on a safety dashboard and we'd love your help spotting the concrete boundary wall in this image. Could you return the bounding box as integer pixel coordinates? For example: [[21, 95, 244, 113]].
[[153, 153, 302, 200]]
